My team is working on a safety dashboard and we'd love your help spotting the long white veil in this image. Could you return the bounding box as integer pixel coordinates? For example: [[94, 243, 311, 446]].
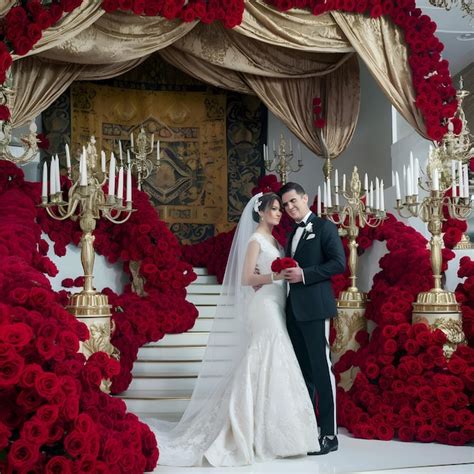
[[145, 193, 262, 466]]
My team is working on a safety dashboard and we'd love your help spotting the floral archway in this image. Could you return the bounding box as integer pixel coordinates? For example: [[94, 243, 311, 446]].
[[0, 0, 468, 472]]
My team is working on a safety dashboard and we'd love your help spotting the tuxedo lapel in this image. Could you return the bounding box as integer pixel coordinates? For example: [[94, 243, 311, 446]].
[[293, 213, 321, 258], [286, 226, 298, 257]]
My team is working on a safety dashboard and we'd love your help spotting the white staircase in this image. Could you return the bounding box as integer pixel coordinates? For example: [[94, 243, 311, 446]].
[[119, 268, 221, 419]]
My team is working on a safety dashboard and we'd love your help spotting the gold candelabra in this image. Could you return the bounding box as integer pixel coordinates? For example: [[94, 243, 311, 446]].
[[0, 71, 39, 164], [322, 166, 387, 305], [39, 136, 135, 388], [394, 150, 472, 356], [264, 133, 302, 185], [128, 127, 160, 190], [438, 78, 473, 249]]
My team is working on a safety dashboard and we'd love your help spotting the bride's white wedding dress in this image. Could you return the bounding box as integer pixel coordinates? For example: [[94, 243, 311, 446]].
[[146, 232, 319, 467]]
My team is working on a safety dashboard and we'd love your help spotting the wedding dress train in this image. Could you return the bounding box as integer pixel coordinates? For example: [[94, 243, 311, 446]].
[[145, 232, 319, 467]]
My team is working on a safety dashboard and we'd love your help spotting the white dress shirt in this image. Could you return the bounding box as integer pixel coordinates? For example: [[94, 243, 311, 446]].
[[291, 211, 312, 285]]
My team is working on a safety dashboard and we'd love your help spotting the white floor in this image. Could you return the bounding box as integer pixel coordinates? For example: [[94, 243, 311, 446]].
[[153, 429, 473, 473]]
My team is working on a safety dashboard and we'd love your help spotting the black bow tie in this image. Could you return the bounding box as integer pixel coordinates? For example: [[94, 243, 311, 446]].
[[296, 221, 307, 228]]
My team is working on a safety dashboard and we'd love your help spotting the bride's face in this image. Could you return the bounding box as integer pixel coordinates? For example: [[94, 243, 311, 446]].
[[262, 199, 282, 226]]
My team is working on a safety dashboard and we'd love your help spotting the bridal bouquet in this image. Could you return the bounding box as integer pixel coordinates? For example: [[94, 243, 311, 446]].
[[271, 257, 297, 273]]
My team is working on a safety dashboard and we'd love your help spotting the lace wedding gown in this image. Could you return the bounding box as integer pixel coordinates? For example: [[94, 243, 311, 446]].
[[146, 232, 319, 467]]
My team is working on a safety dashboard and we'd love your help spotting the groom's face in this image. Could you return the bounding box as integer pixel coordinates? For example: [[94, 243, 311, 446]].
[[281, 190, 309, 223]]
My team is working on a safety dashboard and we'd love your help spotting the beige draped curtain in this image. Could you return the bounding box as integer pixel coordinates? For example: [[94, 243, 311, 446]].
[[6, 0, 427, 158]]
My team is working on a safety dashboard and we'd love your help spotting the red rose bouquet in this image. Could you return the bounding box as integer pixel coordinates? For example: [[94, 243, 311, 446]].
[[271, 257, 297, 273]]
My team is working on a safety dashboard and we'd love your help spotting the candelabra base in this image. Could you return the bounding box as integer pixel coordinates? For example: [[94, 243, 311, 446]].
[[453, 233, 473, 250], [333, 291, 368, 390], [412, 290, 465, 358], [67, 291, 119, 393]]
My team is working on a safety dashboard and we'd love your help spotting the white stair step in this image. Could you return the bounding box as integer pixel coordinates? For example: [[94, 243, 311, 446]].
[[189, 318, 214, 331], [151, 332, 210, 346], [128, 374, 197, 391], [120, 390, 191, 414], [195, 305, 216, 318], [138, 345, 206, 361], [195, 274, 218, 284], [133, 360, 202, 376], [188, 284, 222, 294], [193, 268, 208, 275], [187, 294, 221, 304]]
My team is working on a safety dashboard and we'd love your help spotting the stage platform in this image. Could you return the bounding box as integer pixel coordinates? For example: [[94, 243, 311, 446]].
[[153, 429, 473, 473]]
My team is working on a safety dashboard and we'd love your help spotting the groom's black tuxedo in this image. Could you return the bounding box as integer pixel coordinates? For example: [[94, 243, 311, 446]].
[[285, 212, 345, 437], [285, 213, 346, 321]]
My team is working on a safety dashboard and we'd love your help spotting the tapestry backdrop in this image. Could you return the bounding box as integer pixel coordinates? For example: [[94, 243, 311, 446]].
[[42, 55, 266, 243]]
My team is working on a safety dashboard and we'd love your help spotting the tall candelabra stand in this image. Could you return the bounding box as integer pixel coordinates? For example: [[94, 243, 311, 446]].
[[128, 127, 160, 190], [263, 133, 302, 185], [0, 71, 39, 164], [435, 77, 473, 249], [39, 137, 134, 391], [323, 166, 387, 389], [394, 157, 472, 357]]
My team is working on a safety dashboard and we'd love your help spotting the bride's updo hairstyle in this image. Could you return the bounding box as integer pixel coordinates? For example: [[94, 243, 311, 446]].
[[252, 192, 283, 223]]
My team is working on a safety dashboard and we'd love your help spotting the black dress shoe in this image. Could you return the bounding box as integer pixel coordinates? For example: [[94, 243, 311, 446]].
[[309, 435, 338, 456]]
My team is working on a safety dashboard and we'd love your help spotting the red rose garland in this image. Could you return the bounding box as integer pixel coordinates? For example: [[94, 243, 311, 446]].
[[0, 1, 458, 142], [0, 162, 158, 472]]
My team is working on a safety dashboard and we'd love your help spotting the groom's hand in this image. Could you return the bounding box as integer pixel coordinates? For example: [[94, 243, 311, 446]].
[[284, 266, 303, 284]]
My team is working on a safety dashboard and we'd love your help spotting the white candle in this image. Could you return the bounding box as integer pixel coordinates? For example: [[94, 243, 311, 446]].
[[395, 171, 401, 200], [414, 158, 419, 196], [317, 185, 321, 216], [335, 187, 339, 207], [432, 168, 439, 191], [127, 150, 131, 165], [323, 181, 327, 210], [409, 151, 414, 194], [407, 166, 412, 196], [101, 150, 106, 173], [342, 173, 346, 192], [50, 158, 56, 195], [392, 170, 395, 187], [451, 160, 457, 198], [117, 167, 124, 200], [130, 132, 134, 149], [42, 161, 48, 198], [380, 180, 385, 211], [375, 177, 380, 210], [108, 153, 116, 197], [126, 167, 132, 202], [364, 173, 368, 193], [80, 154, 87, 186], [403, 165, 406, 196], [327, 178, 332, 208], [119, 140, 123, 163], [463, 164, 469, 198], [369, 181, 374, 208], [157, 141, 160, 163], [65, 143, 71, 170], [55, 155, 61, 193], [335, 169, 339, 191], [150, 134, 154, 151], [458, 160, 463, 195]]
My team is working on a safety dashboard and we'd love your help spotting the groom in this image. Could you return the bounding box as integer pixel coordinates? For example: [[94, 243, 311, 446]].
[[279, 182, 346, 455]]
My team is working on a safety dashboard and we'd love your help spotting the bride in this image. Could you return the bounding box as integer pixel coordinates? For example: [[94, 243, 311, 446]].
[[145, 192, 319, 466]]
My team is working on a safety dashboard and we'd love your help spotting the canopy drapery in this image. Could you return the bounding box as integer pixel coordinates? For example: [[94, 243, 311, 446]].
[[4, 0, 427, 160]]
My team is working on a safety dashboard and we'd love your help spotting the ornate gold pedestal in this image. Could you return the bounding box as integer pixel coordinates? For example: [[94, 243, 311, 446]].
[[67, 291, 117, 393], [412, 290, 465, 358], [333, 291, 367, 390], [454, 233, 473, 250]]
